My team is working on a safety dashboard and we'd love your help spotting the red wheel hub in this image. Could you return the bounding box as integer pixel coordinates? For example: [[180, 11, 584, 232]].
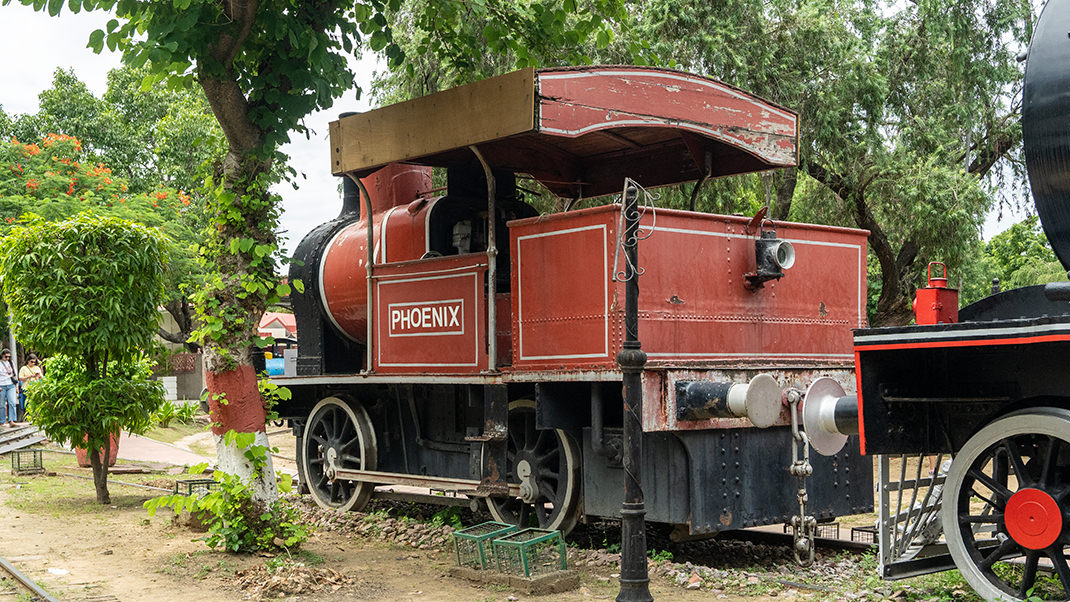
[[1005, 488, 1063, 550]]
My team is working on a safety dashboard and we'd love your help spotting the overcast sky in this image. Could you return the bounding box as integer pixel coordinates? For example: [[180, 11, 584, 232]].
[[0, 3, 379, 253], [1, 3, 1026, 249]]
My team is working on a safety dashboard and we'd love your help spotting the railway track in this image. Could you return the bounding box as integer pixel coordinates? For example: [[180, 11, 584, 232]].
[[0, 555, 59, 602]]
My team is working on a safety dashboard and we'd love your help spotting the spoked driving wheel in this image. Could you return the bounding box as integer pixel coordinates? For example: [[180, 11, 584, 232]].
[[487, 399, 582, 533], [943, 408, 1070, 601], [301, 396, 378, 512]]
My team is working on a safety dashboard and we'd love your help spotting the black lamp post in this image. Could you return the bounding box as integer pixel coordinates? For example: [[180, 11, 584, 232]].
[[616, 183, 653, 602]]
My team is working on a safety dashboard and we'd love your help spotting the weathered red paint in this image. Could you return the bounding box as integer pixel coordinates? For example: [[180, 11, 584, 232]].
[[371, 254, 488, 373], [510, 205, 868, 372], [207, 363, 265, 436], [537, 67, 798, 167], [320, 165, 433, 343]]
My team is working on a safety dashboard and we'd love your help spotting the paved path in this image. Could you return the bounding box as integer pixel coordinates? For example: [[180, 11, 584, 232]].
[[115, 431, 212, 467]]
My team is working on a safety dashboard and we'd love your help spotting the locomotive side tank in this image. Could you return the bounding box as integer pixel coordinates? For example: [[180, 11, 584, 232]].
[[275, 66, 873, 542]]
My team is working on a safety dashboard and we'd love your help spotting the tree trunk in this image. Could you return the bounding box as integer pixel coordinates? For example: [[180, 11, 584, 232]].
[[772, 168, 798, 221], [205, 345, 278, 501], [89, 444, 111, 505]]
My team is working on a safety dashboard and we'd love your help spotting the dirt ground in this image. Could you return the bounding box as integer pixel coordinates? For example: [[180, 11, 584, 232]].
[[0, 460, 782, 602]]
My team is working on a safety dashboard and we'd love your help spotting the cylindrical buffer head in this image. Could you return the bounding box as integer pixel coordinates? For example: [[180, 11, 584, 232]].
[[727, 373, 783, 428], [802, 377, 859, 456], [675, 373, 783, 428]]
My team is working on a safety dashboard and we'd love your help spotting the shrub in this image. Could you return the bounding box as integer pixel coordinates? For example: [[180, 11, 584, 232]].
[[145, 431, 308, 553]]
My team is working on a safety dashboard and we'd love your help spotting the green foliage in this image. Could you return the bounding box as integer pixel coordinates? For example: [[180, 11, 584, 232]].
[[635, 0, 1032, 324], [257, 377, 291, 422], [175, 401, 198, 424], [154, 399, 178, 428], [649, 548, 673, 562], [25, 353, 163, 454], [985, 215, 1064, 289], [429, 506, 463, 530], [0, 132, 205, 320], [0, 66, 224, 196], [145, 436, 308, 553], [0, 212, 168, 502], [0, 213, 167, 361], [153, 399, 198, 427]]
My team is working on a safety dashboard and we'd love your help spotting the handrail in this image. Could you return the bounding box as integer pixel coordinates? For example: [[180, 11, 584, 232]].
[[468, 145, 498, 372]]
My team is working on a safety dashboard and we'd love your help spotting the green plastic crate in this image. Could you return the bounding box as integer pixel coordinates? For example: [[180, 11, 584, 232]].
[[173, 478, 218, 497], [492, 528, 567, 578], [452, 521, 516, 570], [10, 449, 44, 475]]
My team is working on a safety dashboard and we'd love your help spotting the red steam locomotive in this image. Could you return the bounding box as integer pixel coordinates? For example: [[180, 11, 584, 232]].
[[273, 66, 873, 544]]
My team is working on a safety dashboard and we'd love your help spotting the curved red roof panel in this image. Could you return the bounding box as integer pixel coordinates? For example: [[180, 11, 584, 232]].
[[330, 66, 797, 199]]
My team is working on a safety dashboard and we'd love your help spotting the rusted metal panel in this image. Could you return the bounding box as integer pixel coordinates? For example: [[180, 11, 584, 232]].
[[512, 208, 618, 368], [331, 68, 536, 176], [510, 204, 868, 373], [327, 67, 798, 198], [537, 67, 798, 168], [642, 368, 857, 432], [371, 254, 489, 373]]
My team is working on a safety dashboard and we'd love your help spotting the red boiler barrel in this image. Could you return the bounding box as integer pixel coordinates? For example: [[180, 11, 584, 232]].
[[319, 164, 432, 342]]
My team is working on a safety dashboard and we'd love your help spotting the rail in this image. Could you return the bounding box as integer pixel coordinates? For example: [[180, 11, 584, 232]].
[[0, 554, 60, 602]]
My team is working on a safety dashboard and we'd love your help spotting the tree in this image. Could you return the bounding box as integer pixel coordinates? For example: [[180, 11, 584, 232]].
[[983, 215, 1064, 291], [3, 0, 632, 502], [0, 66, 226, 196], [0, 213, 168, 503], [0, 132, 205, 347], [636, 0, 1032, 325]]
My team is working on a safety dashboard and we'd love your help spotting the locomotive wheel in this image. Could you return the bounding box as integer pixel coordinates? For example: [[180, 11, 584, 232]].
[[486, 399, 582, 533], [301, 397, 378, 512], [943, 408, 1070, 601]]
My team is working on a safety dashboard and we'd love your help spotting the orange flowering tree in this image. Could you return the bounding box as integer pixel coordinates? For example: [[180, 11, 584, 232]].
[[0, 133, 204, 343]]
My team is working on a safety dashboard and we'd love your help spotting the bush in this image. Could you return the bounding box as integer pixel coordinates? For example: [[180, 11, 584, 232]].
[[145, 431, 308, 553]]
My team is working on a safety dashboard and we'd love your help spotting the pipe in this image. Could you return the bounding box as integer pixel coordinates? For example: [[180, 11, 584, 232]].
[[468, 145, 498, 372], [348, 173, 375, 373], [817, 394, 859, 436], [688, 150, 712, 212]]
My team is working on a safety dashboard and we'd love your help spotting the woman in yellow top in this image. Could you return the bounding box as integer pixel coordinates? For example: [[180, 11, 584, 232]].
[[17, 354, 43, 422]]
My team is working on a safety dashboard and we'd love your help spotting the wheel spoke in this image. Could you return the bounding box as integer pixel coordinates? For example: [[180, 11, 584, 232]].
[[538, 479, 556, 502], [979, 537, 1017, 570], [535, 502, 549, 524], [523, 413, 536, 450], [537, 446, 560, 465], [1001, 438, 1032, 487], [1042, 436, 1062, 487], [1020, 551, 1040, 598], [535, 429, 551, 451], [960, 513, 1003, 525], [1048, 548, 1070, 598], [968, 467, 1013, 502]]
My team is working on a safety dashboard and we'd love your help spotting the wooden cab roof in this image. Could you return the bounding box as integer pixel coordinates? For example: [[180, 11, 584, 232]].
[[329, 66, 798, 199]]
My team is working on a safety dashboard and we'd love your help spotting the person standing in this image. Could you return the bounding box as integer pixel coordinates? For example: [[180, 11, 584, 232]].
[[18, 354, 43, 421], [0, 349, 17, 427]]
